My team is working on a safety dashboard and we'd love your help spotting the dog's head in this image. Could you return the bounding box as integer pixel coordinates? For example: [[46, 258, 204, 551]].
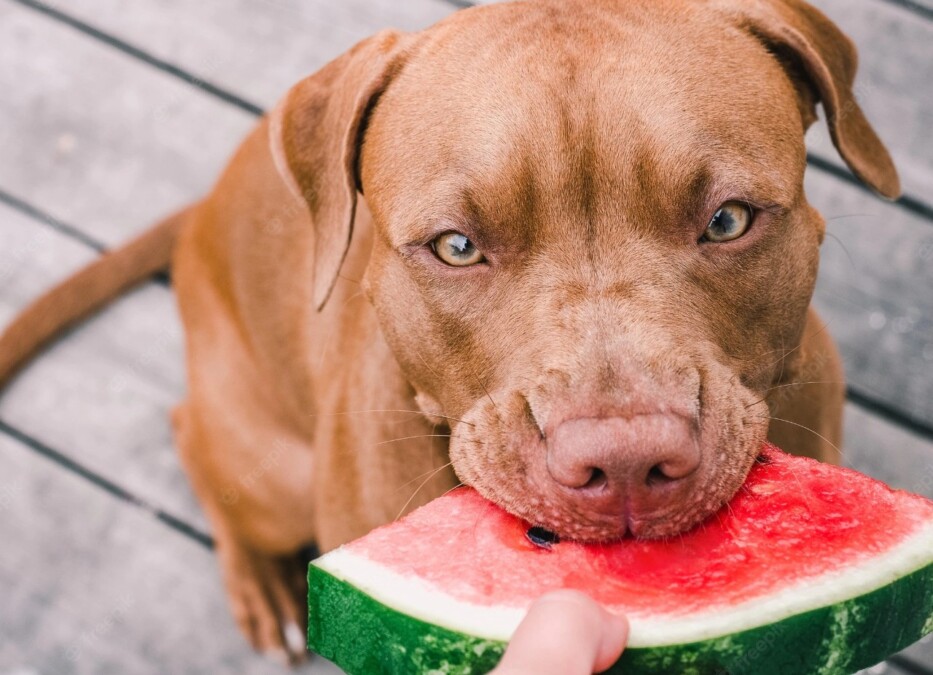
[[280, 0, 898, 540]]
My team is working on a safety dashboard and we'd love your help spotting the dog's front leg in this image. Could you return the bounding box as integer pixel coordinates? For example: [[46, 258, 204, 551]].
[[172, 399, 316, 664]]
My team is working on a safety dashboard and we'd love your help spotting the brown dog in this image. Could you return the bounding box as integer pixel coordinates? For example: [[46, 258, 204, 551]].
[[0, 0, 899, 662]]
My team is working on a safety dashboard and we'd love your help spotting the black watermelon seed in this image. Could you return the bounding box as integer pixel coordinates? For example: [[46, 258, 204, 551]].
[[755, 453, 771, 464], [526, 526, 560, 548]]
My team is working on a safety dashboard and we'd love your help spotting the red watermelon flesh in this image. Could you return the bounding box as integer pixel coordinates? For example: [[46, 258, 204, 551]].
[[309, 444, 933, 674], [342, 445, 930, 617]]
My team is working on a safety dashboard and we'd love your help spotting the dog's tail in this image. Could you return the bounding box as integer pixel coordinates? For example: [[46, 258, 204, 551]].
[[0, 206, 192, 387]]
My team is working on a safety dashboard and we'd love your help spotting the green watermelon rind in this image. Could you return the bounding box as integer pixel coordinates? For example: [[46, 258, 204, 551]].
[[308, 560, 933, 675]]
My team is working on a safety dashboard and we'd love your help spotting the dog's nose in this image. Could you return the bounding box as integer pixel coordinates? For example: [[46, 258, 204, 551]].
[[546, 415, 699, 502]]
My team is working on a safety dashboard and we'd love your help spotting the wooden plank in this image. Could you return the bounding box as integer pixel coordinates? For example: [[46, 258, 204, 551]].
[[54, 0, 454, 108], [807, 168, 933, 427], [0, 432, 341, 673], [843, 402, 933, 499], [856, 663, 919, 675], [899, 0, 933, 15], [0, 2, 255, 246], [0, 202, 207, 533], [856, 662, 920, 675], [897, 634, 933, 673]]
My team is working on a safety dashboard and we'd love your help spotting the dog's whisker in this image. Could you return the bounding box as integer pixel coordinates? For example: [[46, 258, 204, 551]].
[[471, 371, 501, 419], [743, 379, 848, 409], [409, 349, 486, 429], [823, 213, 876, 223], [413, 348, 443, 380], [395, 464, 458, 521], [771, 454, 816, 508], [307, 409, 475, 427], [813, 286, 876, 313], [753, 414, 845, 461], [763, 379, 847, 393], [757, 312, 836, 377], [775, 333, 787, 389], [439, 481, 465, 498], [336, 289, 366, 311], [822, 231, 857, 271], [720, 501, 738, 536], [374, 433, 451, 447], [394, 462, 454, 493]]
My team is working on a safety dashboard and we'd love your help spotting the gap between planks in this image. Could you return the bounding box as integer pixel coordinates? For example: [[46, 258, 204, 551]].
[[878, 0, 933, 22], [0, 418, 213, 549]]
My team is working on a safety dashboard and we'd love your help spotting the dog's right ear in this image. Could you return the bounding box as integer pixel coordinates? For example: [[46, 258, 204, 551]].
[[273, 30, 413, 311], [717, 0, 900, 200]]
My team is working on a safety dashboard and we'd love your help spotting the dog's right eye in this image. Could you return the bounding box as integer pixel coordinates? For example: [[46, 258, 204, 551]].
[[431, 232, 485, 266], [702, 202, 752, 243]]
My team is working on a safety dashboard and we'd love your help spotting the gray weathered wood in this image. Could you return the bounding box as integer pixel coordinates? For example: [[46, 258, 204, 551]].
[[58, 0, 454, 109], [0, 432, 340, 673], [896, 632, 933, 672], [0, 202, 206, 532], [843, 402, 933, 498], [855, 662, 916, 675], [0, 1, 255, 246], [807, 169, 933, 426]]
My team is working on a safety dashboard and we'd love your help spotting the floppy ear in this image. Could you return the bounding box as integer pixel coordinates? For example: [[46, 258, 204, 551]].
[[278, 30, 412, 310], [718, 0, 900, 199]]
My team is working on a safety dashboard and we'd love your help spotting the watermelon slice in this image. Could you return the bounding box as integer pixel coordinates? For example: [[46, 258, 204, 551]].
[[308, 445, 933, 674]]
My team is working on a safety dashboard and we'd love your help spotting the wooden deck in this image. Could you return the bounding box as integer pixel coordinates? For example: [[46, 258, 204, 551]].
[[0, 0, 930, 672]]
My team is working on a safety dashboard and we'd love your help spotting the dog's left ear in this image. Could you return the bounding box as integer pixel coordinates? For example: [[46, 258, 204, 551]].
[[719, 0, 900, 199], [277, 30, 413, 310]]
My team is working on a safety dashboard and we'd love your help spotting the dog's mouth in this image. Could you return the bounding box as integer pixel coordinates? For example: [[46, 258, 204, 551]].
[[519, 452, 774, 545], [482, 480, 744, 542], [446, 376, 769, 542], [461, 458, 758, 542]]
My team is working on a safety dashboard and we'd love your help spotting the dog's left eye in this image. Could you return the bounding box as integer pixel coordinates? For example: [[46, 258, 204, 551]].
[[702, 202, 752, 243], [431, 232, 485, 266]]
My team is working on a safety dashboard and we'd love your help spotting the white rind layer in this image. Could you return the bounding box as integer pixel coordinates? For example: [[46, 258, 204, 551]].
[[314, 520, 933, 648]]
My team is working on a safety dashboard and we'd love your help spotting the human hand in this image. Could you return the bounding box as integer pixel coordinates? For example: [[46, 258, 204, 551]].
[[491, 590, 629, 675]]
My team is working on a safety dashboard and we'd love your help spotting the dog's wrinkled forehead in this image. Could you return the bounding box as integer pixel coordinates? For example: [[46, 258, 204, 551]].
[[362, 0, 806, 236]]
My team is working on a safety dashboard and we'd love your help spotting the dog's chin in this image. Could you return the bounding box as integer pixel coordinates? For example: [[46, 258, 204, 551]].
[[448, 389, 769, 543]]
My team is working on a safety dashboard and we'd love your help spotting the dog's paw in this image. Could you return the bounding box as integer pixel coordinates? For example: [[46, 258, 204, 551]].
[[216, 540, 309, 664]]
